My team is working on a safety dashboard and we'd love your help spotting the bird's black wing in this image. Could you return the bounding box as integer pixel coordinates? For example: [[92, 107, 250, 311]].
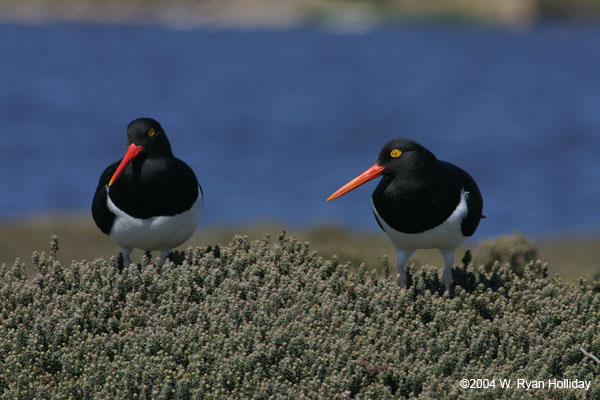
[[439, 161, 484, 237], [461, 173, 483, 237], [91, 161, 119, 235]]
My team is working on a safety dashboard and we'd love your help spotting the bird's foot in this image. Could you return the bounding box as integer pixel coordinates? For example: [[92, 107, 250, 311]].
[[440, 249, 456, 295], [442, 268, 454, 296], [397, 274, 407, 290], [395, 250, 413, 290], [119, 248, 134, 269], [160, 249, 173, 264]]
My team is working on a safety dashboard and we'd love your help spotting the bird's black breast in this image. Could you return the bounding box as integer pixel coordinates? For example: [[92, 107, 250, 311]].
[[91, 156, 200, 237], [372, 161, 483, 236], [108, 156, 200, 220], [442, 162, 483, 237]]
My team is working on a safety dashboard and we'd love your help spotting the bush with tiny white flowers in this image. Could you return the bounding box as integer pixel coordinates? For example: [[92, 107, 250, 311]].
[[1, 234, 599, 399]]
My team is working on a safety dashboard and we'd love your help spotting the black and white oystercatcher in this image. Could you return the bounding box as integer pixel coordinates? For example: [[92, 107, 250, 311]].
[[92, 118, 202, 265], [327, 138, 483, 292]]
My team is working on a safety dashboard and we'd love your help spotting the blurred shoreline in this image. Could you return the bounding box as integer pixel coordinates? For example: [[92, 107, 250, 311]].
[[0, 0, 599, 30], [1, 215, 598, 284]]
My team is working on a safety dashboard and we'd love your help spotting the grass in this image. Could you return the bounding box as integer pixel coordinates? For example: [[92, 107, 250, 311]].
[[1, 216, 599, 283], [1, 233, 599, 398]]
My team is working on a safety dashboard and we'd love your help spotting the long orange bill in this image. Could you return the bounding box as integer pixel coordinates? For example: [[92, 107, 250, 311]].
[[327, 163, 386, 201], [108, 143, 143, 186]]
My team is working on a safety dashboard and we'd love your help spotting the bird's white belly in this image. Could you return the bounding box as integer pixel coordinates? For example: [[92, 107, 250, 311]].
[[106, 189, 202, 251], [372, 189, 468, 251]]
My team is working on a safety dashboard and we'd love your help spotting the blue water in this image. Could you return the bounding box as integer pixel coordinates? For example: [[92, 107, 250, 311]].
[[1, 22, 599, 238]]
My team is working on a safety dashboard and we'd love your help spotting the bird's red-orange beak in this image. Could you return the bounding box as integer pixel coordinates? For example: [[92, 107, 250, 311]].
[[327, 163, 386, 201], [108, 143, 143, 186]]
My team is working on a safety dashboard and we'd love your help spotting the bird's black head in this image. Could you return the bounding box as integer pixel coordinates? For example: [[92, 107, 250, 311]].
[[376, 138, 437, 176], [126, 118, 172, 157], [108, 118, 173, 186], [327, 138, 437, 201]]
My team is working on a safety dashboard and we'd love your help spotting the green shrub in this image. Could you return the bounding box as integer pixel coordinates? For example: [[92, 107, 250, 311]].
[[1, 235, 599, 399], [471, 233, 538, 276]]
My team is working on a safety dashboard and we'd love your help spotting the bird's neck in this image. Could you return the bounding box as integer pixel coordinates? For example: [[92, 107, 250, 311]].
[[383, 162, 441, 199], [148, 146, 174, 159]]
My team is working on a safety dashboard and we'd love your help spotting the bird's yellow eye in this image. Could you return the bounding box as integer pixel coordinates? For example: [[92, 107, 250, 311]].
[[390, 149, 402, 158], [148, 128, 156, 137]]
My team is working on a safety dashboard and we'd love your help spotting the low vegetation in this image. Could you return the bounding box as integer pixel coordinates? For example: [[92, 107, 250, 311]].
[[471, 232, 538, 276], [2, 218, 600, 284], [1, 234, 599, 399]]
